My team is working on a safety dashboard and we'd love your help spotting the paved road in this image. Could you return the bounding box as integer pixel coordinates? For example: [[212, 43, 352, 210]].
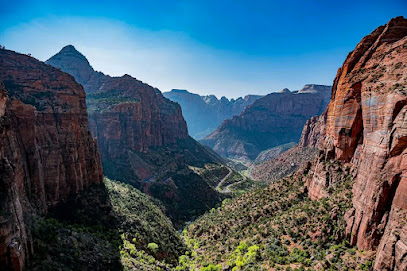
[[215, 167, 232, 192], [216, 167, 245, 193]]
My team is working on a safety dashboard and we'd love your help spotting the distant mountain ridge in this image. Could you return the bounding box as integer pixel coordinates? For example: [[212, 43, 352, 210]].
[[200, 84, 332, 160], [163, 89, 262, 139]]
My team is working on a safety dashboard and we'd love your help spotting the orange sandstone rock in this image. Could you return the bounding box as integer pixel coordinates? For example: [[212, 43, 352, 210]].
[[303, 16, 407, 270]]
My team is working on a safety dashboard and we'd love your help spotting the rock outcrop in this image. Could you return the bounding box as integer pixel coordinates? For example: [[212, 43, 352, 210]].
[[302, 16, 407, 270], [0, 49, 103, 270], [201, 84, 331, 161], [163, 89, 262, 139], [251, 144, 319, 183]]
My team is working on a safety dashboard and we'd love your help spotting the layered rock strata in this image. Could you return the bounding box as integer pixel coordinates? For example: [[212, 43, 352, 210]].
[[47, 45, 189, 180]]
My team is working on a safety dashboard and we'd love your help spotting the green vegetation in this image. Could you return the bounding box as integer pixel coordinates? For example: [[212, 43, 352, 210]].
[[217, 170, 243, 189], [31, 177, 186, 270], [31, 216, 122, 270], [105, 178, 185, 260], [148, 243, 159, 253], [102, 137, 227, 227], [174, 160, 375, 270], [252, 146, 319, 183], [191, 163, 264, 196], [191, 163, 230, 188], [86, 90, 140, 112], [31, 159, 374, 270], [394, 62, 403, 69]]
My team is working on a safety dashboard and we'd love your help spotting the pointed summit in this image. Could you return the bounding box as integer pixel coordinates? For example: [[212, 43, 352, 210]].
[[46, 45, 94, 86], [60, 44, 78, 52], [280, 88, 291, 93]]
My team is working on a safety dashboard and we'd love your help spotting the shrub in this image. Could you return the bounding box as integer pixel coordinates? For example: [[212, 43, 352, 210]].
[[201, 264, 222, 271], [147, 242, 159, 253], [244, 245, 260, 263]]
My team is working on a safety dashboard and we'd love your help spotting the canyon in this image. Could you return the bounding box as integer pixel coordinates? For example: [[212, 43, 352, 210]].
[[303, 16, 407, 270], [0, 14, 406, 271], [251, 15, 407, 270]]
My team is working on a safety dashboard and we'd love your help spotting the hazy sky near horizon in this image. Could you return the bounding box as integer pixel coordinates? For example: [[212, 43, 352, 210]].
[[0, 0, 406, 98]]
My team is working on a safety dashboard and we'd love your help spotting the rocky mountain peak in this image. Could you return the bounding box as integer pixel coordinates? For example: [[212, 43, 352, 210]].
[[220, 96, 229, 102], [46, 44, 95, 86], [59, 44, 81, 54], [163, 90, 263, 139]]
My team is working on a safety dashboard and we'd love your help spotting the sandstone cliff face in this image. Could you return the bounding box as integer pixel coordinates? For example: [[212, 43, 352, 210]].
[[302, 16, 407, 270], [251, 113, 327, 183], [0, 49, 103, 270], [85, 81, 222, 225], [163, 89, 262, 139], [201, 85, 331, 160], [87, 76, 188, 160]]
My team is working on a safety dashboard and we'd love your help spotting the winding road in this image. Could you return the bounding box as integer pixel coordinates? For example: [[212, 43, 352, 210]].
[[215, 167, 245, 193]]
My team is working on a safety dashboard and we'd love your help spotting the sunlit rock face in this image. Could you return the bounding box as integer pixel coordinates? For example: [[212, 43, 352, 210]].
[[302, 16, 407, 270], [47, 45, 222, 226], [46, 45, 109, 94]]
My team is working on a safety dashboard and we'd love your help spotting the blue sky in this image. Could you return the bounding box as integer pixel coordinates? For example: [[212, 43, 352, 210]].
[[0, 0, 406, 98]]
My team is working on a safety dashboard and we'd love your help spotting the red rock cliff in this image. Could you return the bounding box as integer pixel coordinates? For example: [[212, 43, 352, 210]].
[[303, 16, 407, 270], [0, 49, 103, 270], [86, 75, 189, 164]]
